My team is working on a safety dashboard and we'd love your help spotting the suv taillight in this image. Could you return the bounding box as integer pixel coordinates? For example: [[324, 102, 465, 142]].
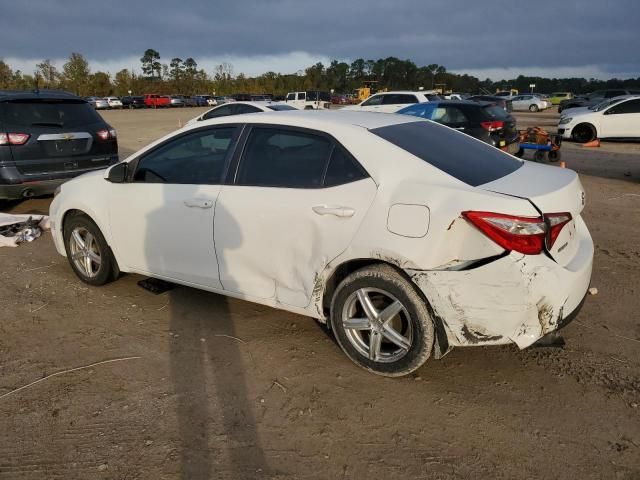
[[96, 129, 116, 141], [480, 121, 504, 132], [0, 133, 30, 145], [462, 211, 572, 255]]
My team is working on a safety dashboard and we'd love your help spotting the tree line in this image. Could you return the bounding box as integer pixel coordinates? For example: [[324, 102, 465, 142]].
[[1, 50, 639, 97]]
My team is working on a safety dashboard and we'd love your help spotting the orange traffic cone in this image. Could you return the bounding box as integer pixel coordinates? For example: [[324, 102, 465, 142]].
[[559, 161, 566, 168], [583, 138, 600, 148]]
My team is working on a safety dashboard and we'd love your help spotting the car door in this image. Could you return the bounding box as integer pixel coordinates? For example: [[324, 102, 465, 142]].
[[380, 94, 419, 113], [214, 125, 377, 308], [511, 96, 526, 111], [358, 94, 385, 112], [600, 98, 640, 138], [108, 125, 241, 288]]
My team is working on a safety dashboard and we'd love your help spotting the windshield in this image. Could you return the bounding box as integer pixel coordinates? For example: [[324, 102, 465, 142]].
[[371, 121, 522, 186], [590, 97, 626, 112], [1, 99, 104, 128]]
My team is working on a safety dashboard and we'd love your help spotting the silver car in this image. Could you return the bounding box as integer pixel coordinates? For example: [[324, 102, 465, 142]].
[[85, 97, 109, 110], [510, 94, 550, 112], [169, 95, 186, 107]]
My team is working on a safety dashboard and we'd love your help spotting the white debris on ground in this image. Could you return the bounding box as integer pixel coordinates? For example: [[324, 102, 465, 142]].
[[0, 213, 50, 247]]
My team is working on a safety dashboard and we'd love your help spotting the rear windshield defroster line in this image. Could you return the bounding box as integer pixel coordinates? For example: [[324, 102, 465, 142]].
[[370, 121, 522, 187]]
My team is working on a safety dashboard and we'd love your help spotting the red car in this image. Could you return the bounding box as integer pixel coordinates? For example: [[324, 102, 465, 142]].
[[144, 94, 171, 108], [331, 94, 350, 105]]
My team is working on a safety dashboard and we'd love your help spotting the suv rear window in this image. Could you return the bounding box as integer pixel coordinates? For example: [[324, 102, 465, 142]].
[[0, 99, 104, 128], [482, 104, 509, 119], [370, 121, 522, 186]]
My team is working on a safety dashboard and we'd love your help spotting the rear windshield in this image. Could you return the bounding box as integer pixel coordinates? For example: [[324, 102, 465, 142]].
[[266, 104, 297, 111], [0, 99, 104, 128], [370, 121, 522, 186], [482, 104, 509, 119]]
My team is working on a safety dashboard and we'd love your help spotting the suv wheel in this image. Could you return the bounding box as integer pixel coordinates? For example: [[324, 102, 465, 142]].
[[330, 264, 434, 377], [63, 213, 118, 286]]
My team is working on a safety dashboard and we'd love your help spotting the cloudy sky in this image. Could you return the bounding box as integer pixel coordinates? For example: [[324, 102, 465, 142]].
[[1, 0, 638, 80]]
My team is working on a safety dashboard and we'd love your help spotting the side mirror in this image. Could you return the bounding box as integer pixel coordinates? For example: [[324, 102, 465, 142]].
[[106, 162, 128, 183]]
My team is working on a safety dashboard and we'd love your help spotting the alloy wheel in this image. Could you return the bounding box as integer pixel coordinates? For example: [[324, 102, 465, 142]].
[[341, 288, 413, 363], [69, 226, 102, 278]]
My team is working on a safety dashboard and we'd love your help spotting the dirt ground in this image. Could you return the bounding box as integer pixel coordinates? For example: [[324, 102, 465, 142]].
[[1, 107, 639, 480]]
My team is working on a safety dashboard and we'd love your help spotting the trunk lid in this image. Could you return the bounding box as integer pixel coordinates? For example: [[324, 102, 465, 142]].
[[479, 161, 586, 266]]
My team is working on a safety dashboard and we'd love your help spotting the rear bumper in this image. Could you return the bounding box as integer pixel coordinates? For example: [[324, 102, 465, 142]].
[[0, 178, 65, 199], [408, 216, 593, 349]]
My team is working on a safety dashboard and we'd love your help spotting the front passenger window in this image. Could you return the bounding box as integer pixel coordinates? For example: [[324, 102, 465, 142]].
[[134, 127, 237, 184]]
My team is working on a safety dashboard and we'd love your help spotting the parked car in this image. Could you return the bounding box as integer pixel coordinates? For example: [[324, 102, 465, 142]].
[[143, 94, 171, 108], [468, 95, 513, 113], [510, 94, 551, 112], [557, 95, 640, 143], [398, 100, 519, 154], [185, 101, 296, 125], [558, 89, 640, 113], [50, 110, 592, 376], [169, 95, 186, 108], [284, 91, 332, 110], [213, 96, 234, 105], [250, 94, 272, 102], [549, 92, 574, 105], [121, 96, 146, 109], [332, 94, 351, 105], [0, 90, 118, 199], [192, 95, 212, 107], [342, 91, 440, 113], [105, 97, 123, 109], [182, 96, 198, 107], [85, 97, 109, 110]]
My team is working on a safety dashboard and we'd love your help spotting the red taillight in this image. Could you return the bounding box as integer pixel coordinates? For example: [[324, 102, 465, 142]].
[[96, 129, 116, 141], [480, 121, 504, 132], [463, 211, 546, 255], [0, 132, 30, 145], [463, 211, 573, 255], [546, 212, 572, 248]]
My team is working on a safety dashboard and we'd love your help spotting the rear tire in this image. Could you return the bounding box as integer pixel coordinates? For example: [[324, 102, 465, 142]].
[[330, 264, 435, 377], [63, 213, 118, 286], [572, 123, 596, 143], [529, 104, 539, 112]]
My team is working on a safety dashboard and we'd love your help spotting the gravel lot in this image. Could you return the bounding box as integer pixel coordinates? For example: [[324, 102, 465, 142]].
[[1, 107, 639, 479]]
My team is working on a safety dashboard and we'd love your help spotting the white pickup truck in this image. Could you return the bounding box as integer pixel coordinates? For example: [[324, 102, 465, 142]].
[[285, 91, 331, 110]]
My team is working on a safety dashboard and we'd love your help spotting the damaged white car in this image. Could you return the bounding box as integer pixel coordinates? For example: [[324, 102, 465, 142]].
[[49, 111, 593, 376]]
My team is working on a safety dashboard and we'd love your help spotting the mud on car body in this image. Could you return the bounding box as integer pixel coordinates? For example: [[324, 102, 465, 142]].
[[49, 111, 593, 376]]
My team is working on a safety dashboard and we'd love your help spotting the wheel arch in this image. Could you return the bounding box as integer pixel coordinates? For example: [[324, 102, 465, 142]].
[[318, 257, 450, 358], [572, 122, 597, 142]]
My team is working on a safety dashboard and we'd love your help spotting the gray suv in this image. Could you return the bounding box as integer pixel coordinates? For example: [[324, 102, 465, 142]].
[[0, 90, 118, 200]]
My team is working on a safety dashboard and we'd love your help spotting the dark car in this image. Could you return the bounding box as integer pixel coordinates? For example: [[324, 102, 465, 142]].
[[121, 95, 146, 109], [0, 90, 118, 200], [468, 95, 513, 113], [398, 100, 519, 153], [558, 89, 640, 113]]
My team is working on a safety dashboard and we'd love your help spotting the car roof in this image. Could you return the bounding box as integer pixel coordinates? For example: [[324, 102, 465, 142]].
[[0, 89, 82, 102], [196, 109, 421, 131], [409, 100, 491, 108]]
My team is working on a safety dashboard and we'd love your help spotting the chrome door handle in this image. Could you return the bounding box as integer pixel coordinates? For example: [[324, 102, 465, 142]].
[[312, 205, 355, 217], [453, 127, 465, 130], [184, 198, 213, 209]]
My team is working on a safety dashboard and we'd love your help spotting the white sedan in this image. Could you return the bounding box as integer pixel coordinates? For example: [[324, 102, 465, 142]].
[[105, 97, 123, 109], [185, 101, 296, 125], [510, 94, 551, 112], [341, 91, 440, 113], [49, 111, 593, 376], [558, 95, 640, 143]]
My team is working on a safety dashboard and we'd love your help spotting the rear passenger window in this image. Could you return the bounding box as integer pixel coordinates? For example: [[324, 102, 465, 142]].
[[236, 128, 332, 188], [362, 95, 384, 106], [234, 104, 262, 114], [431, 107, 468, 124], [324, 147, 368, 187], [383, 94, 418, 105]]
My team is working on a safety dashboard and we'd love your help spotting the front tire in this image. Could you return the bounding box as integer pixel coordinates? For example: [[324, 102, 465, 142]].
[[572, 123, 596, 143], [63, 213, 118, 286], [330, 264, 435, 377]]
